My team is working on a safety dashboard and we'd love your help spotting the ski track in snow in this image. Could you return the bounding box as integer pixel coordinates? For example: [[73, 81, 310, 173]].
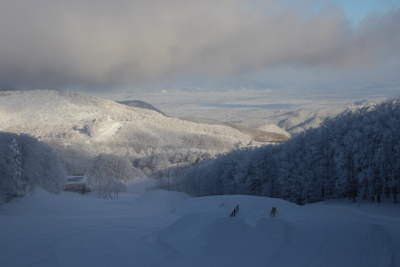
[[0, 188, 399, 267], [77, 119, 127, 143], [92, 120, 127, 142]]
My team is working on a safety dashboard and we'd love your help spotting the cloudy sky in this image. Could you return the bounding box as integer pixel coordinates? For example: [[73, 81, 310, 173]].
[[0, 0, 399, 92]]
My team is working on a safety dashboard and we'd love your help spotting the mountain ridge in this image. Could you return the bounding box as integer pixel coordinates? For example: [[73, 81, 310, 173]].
[[117, 100, 168, 117], [0, 90, 288, 151]]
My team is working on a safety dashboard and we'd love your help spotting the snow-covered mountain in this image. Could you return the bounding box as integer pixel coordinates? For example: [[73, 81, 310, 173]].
[[252, 101, 378, 133], [0, 90, 288, 151], [226, 99, 383, 134]]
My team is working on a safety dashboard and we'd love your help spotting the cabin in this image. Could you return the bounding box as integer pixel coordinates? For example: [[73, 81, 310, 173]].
[[64, 174, 90, 194]]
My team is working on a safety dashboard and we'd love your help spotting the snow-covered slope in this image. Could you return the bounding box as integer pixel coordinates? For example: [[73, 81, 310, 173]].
[[264, 102, 375, 133], [237, 100, 382, 134], [179, 116, 289, 142], [0, 189, 399, 267], [0, 90, 287, 150], [257, 123, 291, 138]]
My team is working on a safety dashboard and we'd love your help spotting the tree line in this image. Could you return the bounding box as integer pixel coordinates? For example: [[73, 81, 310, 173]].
[[172, 97, 400, 204], [3, 96, 399, 205], [0, 133, 66, 203]]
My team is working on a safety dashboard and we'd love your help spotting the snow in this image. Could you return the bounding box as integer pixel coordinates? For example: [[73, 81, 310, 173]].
[[65, 174, 86, 185], [1, 187, 399, 267], [0, 90, 265, 149], [257, 123, 291, 138], [83, 119, 127, 143], [99, 88, 398, 134]]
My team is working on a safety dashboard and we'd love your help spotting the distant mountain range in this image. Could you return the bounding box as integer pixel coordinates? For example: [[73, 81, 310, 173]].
[[234, 101, 380, 134], [0, 90, 289, 153]]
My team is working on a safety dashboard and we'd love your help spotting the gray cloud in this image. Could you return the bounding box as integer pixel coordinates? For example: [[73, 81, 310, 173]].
[[0, 0, 399, 91]]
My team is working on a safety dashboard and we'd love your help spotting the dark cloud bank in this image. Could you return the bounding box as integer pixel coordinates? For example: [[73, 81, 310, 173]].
[[0, 0, 399, 91]]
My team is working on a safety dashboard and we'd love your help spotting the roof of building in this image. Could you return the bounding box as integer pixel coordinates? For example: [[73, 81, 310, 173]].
[[65, 174, 86, 185]]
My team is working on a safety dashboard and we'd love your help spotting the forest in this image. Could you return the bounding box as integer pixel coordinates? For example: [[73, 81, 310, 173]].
[[1, 96, 400, 205], [168, 97, 400, 204]]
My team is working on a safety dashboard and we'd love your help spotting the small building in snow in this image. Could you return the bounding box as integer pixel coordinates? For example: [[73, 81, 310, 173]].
[[64, 174, 90, 194]]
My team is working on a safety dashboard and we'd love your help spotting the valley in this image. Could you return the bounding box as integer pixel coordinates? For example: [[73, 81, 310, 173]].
[[1, 0, 400, 265], [1, 89, 400, 266], [97, 86, 398, 133]]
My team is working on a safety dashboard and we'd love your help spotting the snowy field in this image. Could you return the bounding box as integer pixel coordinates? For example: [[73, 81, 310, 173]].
[[1, 181, 399, 267]]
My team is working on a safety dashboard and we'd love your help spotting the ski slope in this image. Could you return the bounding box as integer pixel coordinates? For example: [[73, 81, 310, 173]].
[[78, 119, 127, 143], [0, 185, 399, 267]]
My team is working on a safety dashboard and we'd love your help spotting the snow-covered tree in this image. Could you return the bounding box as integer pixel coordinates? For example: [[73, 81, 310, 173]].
[[99, 176, 127, 199], [0, 133, 66, 203], [176, 97, 400, 204]]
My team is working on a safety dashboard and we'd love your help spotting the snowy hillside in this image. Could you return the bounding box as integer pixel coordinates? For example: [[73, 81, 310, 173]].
[[179, 116, 289, 142], [257, 123, 291, 138], [257, 100, 379, 133], [0, 188, 399, 267], [0, 90, 287, 149]]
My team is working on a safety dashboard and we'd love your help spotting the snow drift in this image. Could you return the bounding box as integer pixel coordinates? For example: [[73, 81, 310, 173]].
[[0, 188, 399, 267]]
